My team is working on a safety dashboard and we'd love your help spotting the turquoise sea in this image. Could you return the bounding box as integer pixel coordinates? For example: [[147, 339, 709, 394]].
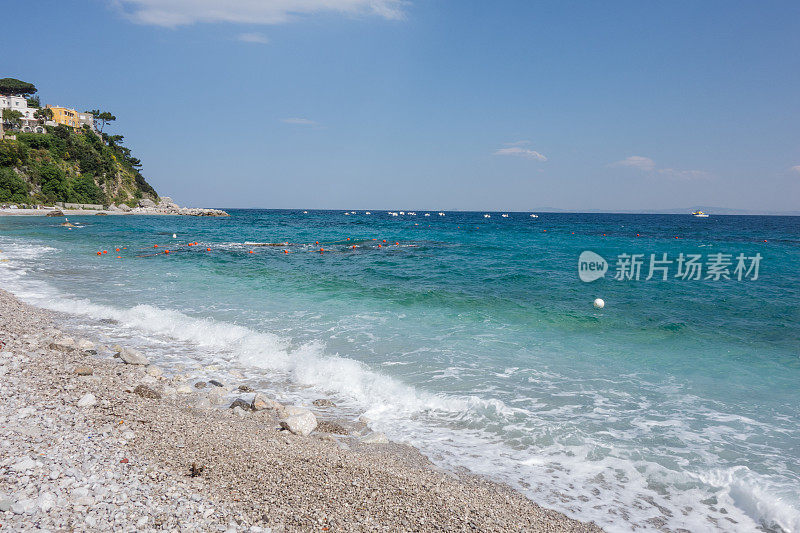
[[0, 210, 798, 532]]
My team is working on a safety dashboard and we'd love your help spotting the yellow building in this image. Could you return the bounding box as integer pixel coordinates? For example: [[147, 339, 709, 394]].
[[46, 106, 94, 130]]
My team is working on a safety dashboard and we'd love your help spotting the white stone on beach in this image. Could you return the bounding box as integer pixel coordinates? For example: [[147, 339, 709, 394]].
[[77, 393, 97, 408], [77, 339, 94, 350], [232, 406, 248, 418], [280, 408, 317, 436], [37, 491, 56, 512], [176, 384, 193, 394], [12, 457, 37, 472], [252, 393, 281, 411], [117, 347, 150, 365], [145, 365, 163, 377], [195, 397, 212, 409], [360, 432, 390, 444]]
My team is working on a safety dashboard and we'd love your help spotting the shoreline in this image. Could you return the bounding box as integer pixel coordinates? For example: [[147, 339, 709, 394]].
[[0, 206, 229, 217], [0, 288, 602, 532]]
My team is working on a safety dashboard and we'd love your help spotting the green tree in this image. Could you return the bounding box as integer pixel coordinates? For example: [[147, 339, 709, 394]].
[[0, 78, 37, 97], [0, 168, 30, 203], [2, 109, 23, 128], [38, 163, 67, 201], [34, 107, 53, 124], [26, 95, 41, 108], [87, 109, 116, 133]]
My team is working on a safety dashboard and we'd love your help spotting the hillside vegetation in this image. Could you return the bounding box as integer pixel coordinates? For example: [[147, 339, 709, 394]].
[[0, 125, 157, 206]]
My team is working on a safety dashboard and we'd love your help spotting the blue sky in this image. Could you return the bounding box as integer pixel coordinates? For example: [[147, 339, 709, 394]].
[[4, 1, 800, 211]]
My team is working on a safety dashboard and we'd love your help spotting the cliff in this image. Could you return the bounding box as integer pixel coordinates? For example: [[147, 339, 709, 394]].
[[0, 124, 157, 207]]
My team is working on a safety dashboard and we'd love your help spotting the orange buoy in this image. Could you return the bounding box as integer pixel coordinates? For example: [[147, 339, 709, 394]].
[[115, 248, 120, 252], [284, 250, 288, 254], [763, 240, 767, 242], [602, 234, 605, 236], [347, 238, 350, 241], [383, 240, 387, 243], [315, 241, 319, 245], [352, 245, 356, 249], [96, 251, 101, 255], [154, 244, 158, 248], [116, 256, 121, 259], [164, 250, 170, 254], [320, 248, 324, 253], [636, 234, 640, 237], [206, 248, 211, 251], [102, 250, 107, 254], [378, 244, 382, 248], [395, 242, 399, 245]]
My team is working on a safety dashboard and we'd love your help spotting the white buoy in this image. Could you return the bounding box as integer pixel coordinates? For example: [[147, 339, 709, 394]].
[[593, 298, 605, 309], [172, 233, 177, 238]]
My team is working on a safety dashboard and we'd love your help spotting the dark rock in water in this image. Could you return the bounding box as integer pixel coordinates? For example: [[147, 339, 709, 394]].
[[313, 399, 336, 408], [229, 398, 254, 411], [133, 385, 161, 399], [194, 381, 207, 389], [237, 385, 254, 393], [46, 210, 64, 217], [317, 421, 348, 435], [208, 379, 224, 387]]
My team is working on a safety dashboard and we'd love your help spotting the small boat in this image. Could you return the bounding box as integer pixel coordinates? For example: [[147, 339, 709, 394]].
[[692, 211, 709, 218], [529, 214, 539, 218], [365, 211, 371, 215], [483, 214, 491, 218], [303, 211, 308, 214], [501, 213, 509, 218], [438, 212, 445, 216]]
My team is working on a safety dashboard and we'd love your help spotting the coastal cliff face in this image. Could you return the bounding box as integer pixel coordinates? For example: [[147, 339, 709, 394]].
[[0, 125, 157, 207]]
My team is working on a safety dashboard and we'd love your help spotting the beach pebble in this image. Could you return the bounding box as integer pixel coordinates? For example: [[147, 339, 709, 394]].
[[206, 387, 226, 405], [360, 432, 389, 444], [133, 384, 161, 399], [176, 384, 193, 394], [0, 498, 12, 512], [37, 491, 56, 513], [117, 347, 150, 365], [312, 398, 336, 408], [145, 365, 163, 377], [12, 457, 37, 472], [252, 393, 281, 411], [195, 381, 207, 389], [12, 498, 35, 515], [195, 397, 212, 409], [77, 339, 94, 351], [74, 365, 93, 376], [77, 393, 97, 408], [229, 398, 253, 411], [208, 379, 224, 387], [237, 385, 254, 393], [232, 406, 248, 418], [280, 409, 318, 436]]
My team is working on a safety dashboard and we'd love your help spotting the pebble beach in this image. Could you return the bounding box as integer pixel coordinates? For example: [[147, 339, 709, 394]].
[[0, 288, 602, 532]]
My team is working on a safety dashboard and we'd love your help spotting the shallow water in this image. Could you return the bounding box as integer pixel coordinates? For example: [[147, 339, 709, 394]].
[[1, 210, 798, 532]]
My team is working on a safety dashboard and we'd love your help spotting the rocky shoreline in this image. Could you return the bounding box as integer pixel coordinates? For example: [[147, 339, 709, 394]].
[[0, 197, 229, 217], [0, 289, 602, 532]]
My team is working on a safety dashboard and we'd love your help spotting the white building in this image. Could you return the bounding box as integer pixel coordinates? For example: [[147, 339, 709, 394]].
[[0, 95, 46, 133]]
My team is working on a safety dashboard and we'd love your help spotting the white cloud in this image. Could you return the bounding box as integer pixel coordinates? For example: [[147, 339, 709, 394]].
[[114, 0, 406, 27], [611, 155, 708, 179], [611, 155, 656, 171], [237, 32, 269, 44], [657, 168, 710, 180], [790, 165, 800, 174], [281, 117, 319, 126], [493, 141, 547, 161]]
